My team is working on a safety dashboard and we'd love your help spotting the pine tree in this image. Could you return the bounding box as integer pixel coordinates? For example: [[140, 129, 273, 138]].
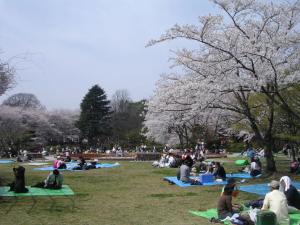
[[77, 85, 111, 146]]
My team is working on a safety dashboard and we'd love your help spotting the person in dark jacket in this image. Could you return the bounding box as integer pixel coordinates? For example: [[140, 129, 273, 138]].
[[213, 162, 226, 181], [9, 166, 28, 193], [280, 176, 300, 210]]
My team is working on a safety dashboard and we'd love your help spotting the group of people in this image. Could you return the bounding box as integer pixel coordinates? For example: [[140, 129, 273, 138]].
[[8, 166, 64, 193], [53, 156, 99, 170], [215, 176, 300, 225], [176, 156, 227, 184]]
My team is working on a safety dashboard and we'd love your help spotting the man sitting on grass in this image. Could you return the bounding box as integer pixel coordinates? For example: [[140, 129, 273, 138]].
[[32, 169, 64, 189], [261, 180, 290, 225], [177, 156, 198, 184]]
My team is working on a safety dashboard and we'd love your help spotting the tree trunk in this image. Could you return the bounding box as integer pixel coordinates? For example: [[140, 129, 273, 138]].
[[264, 141, 277, 173]]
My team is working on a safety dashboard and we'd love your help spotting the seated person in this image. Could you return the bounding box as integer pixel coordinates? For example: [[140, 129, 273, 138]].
[[280, 176, 300, 210], [166, 153, 176, 168], [32, 169, 64, 189], [217, 182, 240, 219], [246, 147, 256, 159], [86, 159, 99, 170], [72, 156, 87, 170], [261, 180, 290, 225], [8, 166, 28, 193], [290, 158, 300, 173], [250, 157, 262, 177], [194, 157, 207, 173], [177, 156, 197, 184], [57, 158, 67, 169], [53, 156, 61, 169], [221, 178, 239, 198], [213, 162, 226, 181]]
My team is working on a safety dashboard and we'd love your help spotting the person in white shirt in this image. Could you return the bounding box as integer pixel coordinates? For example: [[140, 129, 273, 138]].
[[261, 180, 290, 225], [250, 157, 262, 177]]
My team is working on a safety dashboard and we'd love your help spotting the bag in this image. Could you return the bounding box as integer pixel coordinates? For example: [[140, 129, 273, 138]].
[[256, 210, 276, 225]]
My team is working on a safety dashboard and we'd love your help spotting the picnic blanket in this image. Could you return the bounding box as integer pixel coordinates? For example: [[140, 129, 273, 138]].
[[0, 160, 14, 164], [190, 208, 300, 225], [0, 185, 74, 197], [33, 162, 120, 171], [21, 162, 49, 166], [235, 159, 248, 166], [240, 182, 300, 196], [190, 209, 232, 225], [226, 173, 261, 179], [164, 176, 227, 188]]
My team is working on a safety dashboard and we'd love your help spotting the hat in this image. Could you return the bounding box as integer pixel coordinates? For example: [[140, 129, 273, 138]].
[[268, 180, 280, 188]]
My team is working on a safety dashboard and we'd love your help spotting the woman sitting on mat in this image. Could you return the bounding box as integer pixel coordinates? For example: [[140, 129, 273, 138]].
[[177, 156, 198, 184], [217, 182, 241, 220], [32, 169, 64, 189], [213, 162, 226, 181], [250, 156, 261, 177], [280, 176, 300, 210], [57, 158, 67, 169]]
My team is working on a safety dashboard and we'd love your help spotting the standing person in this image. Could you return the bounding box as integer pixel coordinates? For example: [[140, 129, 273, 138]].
[[279, 176, 300, 210], [261, 180, 290, 225]]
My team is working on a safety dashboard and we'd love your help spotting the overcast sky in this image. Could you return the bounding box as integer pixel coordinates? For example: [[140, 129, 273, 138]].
[[0, 0, 216, 110]]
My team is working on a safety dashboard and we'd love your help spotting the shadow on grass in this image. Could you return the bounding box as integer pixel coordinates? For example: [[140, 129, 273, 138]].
[[149, 192, 199, 199], [152, 169, 176, 176]]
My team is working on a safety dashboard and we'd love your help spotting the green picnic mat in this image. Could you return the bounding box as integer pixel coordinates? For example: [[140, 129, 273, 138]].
[[235, 159, 248, 166], [0, 185, 74, 197], [290, 213, 300, 225], [189, 209, 232, 225], [190, 208, 300, 225]]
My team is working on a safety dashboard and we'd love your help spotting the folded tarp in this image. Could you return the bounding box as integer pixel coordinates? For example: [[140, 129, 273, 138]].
[[226, 173, 261, 179], [164, 176, 227, 188], [235, 159, 248, 166], [190, 209, 300, 225], [240, 182, 300, 196], [33, 162, 120, 171], [0, 160, 14, 164], [0, 185, 74, 197]]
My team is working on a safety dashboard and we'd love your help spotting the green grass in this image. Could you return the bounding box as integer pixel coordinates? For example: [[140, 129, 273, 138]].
[[0, 157, 299, 225]]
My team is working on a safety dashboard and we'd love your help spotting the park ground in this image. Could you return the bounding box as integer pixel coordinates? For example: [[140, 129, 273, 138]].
[[0, 156, 299, 225]]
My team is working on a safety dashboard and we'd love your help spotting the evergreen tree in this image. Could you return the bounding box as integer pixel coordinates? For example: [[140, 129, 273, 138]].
[[77, 85, 111, 146]]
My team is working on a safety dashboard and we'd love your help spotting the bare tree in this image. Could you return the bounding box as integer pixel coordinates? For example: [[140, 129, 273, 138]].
[[2, 93, 45, 110], [0, 62, 14, 96], [111, 89, 131, 113]]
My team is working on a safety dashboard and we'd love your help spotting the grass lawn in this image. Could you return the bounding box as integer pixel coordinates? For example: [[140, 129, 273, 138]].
[[0, 157, 298, 225]]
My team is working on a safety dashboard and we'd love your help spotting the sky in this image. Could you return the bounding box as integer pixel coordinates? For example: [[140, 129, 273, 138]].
[[0, 0, 217, 110]]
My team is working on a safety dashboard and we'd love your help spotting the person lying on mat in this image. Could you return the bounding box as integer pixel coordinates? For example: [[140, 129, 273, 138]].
[[213, 162, 226, 181], [261, 180, 290, 225], [217, 183, 241, 220], [250, 156, 261, 177], [32, 169, 64, 189], [279, 176, 300, 210], [177, 156, 198, 184], [72, 156, 87, 170]]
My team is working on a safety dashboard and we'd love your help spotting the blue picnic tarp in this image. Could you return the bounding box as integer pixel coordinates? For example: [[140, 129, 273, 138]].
[[240, 182, 300, 196], [33, 162, 120, 171], [164, 176, 227, 188]]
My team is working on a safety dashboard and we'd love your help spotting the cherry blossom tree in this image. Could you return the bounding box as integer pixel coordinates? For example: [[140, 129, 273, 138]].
[[146, 0, 300, 172]]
